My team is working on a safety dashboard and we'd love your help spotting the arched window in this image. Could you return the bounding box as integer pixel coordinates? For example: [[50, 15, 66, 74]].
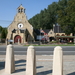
[[61, 34, 65, 36], [18, 9, 20, 13], [21, 8, 23, 12], [57, 34, 60, 36]]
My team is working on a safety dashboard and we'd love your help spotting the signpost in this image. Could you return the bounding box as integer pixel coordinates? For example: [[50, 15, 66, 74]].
[[8, 40, 13, 44]]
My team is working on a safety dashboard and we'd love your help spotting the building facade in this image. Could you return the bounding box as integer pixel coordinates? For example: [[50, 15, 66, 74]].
[[6, 5, 34, 44], [48, 25, 74, 43], [40, 25, 74, 43]]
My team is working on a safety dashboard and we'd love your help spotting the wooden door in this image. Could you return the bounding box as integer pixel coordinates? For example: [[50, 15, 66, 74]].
[[14, 35, 21, 43]]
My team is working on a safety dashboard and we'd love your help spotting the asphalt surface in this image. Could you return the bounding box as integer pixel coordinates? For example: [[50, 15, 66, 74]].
[[0, 45, 75, 55]]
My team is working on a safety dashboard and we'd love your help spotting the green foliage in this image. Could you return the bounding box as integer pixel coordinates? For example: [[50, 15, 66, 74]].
[[67, 42, 74, 44], [29, 2, 59, 29], [4, 28, 8, 38], [50, 40, 58, 43], [1, 29, 6, 39], [0, 26, 7, 39], [57, 0, 75, 34], [0, 26, 3, 33], [29, 0, 75, 35]]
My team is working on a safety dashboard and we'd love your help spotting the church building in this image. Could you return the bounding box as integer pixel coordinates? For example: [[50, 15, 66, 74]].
[[6, 5, 34, 44]]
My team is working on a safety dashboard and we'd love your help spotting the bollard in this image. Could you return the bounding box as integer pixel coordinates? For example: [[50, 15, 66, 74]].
[[5, 44, 15, 74], [52, 46, 63, 75], [26, 45, 36, 75]]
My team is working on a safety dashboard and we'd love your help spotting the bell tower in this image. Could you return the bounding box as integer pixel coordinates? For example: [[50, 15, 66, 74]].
[[17, 4, 25, 13]]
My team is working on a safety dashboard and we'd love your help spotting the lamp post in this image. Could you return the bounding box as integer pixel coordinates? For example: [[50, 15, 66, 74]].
[[53, 24, 56, 41], [74, 34, 75, 45], [53, 24, 55, 33], [40, 28, 42, 45]]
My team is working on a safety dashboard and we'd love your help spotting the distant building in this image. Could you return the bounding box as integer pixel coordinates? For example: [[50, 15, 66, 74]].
[[53, 25, 73, 43], [38, 25, 74, 43]]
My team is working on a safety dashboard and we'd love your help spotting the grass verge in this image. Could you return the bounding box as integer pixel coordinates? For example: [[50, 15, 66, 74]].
[[24, 44, 75, 46]]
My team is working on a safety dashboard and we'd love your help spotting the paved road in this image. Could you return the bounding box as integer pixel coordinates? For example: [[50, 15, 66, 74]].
[[0, 45, 75, 55]]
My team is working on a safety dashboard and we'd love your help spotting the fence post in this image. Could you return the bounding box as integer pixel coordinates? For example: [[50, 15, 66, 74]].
[[5, 44, 15, 74], [52, 46, 63, 75], [26, 45, 36, 75]]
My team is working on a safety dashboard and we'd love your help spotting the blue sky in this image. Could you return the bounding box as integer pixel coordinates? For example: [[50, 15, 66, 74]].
[[0, 0, 59, 27]]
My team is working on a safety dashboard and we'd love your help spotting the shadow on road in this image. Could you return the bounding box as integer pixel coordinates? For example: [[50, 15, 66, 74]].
[[15, 64, 26, 67], [15, 59, 26, 64], [14, 68, 26, 73], [36, 69, 52, 75], [36, 66, 44, 69], [0, 61, 5, 70], [67, 72, 75, 75]]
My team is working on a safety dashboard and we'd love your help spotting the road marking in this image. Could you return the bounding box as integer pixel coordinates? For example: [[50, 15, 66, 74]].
[[42, 55, 53, 56], [38, 59, 53, 60], [0, 51, 75, 52], [0, 58, 5, 60], [0, 51, 26, 52], [0, 50, 75, 52]]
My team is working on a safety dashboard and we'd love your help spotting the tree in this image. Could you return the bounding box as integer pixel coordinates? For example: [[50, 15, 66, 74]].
[[1, 29, 6, 39], [65, 0, 75, 34], [29, 2, 59, 29], [47, 2, 59, 28], [57, 0, 75, 35], [1, 28, 7, 39], [0, 26, 3, 39], [0, 26, 3, 33]]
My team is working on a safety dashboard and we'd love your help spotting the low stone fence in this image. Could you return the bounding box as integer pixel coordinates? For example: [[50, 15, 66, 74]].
[[4, 44, 63, 75]]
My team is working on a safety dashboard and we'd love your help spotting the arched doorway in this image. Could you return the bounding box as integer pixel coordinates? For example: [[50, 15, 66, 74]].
[[49, 37, 55, 41], [14, 35, 21, 43]]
